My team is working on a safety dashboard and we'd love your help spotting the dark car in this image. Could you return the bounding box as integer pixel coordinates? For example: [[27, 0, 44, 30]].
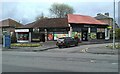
[[56, 37, 78, 48]]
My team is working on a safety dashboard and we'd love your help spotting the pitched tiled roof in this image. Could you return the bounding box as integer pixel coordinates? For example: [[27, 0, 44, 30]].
[[20, 22, 35, 28], [33, 18, 69, 28], [0, 18, 23, 28], [68, 14, 108, 25]]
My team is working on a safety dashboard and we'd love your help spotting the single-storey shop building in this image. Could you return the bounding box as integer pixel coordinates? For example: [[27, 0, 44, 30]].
[[15, 14, 109, 42]]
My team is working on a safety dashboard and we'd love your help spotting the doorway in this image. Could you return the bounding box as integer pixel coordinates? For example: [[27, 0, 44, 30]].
[[97, 32, 105, 39], [81, 28, 88, 41], [82, 31, 88, 41], [40, 33, 45, 42]]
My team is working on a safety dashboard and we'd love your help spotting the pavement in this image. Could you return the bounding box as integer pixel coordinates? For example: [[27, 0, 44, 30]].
[[46, 43, 119, 55], [1, 39, 120, 55]]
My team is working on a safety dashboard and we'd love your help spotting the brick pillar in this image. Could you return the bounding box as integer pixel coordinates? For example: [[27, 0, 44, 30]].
[[45, 29, 47, 41], [29, 32, 31, 42], [68, 24, 72, 37], [88, 27, 91, 40]]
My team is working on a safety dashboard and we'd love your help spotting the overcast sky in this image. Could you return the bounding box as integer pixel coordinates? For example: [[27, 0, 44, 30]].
[[0, 0, 120, 26]]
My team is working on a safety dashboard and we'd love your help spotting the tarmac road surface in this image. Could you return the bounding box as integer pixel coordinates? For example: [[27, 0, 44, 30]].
[[2, 51, 118, 72]]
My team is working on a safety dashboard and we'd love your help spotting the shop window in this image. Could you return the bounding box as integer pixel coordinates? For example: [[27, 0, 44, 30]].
[[72, 32, 81, 39], [31, 32, 40, 41], [97, 32, 105, 39], [91, 28, 97, 32], [54, 34, 68, 40], [97, 28, 105, 32], [73, 28, 81, 32], [47, 32, 53, 41], [90, 33, 96, 39], [48, 34, 53, 41], [18, 32, 29, 40]]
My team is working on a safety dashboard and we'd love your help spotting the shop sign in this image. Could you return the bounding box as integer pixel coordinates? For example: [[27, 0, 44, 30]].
[[84, 25, 90, 27], [15, 29, 29, 32], [48, 28, 69, 32], [90, 25, 96, 28], [107, 26, 112, 29]]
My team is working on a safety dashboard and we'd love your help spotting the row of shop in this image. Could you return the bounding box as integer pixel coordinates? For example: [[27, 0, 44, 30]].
[[15, 14, 110, 42], [15, 25, 109, 42]]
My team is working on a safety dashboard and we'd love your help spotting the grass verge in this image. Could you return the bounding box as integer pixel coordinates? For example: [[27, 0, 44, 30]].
[[11, 43, 41, 47], [106, 43, 120, 49]]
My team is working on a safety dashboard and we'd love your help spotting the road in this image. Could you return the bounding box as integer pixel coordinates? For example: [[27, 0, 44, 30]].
[[2, 50, 118, 72]]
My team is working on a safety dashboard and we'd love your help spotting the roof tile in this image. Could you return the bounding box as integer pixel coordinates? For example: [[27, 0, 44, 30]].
[[68, 14, 107, 25]]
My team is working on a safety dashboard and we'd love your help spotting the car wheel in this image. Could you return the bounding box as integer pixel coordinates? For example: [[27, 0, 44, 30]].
[[75, 43, 78, 46], [58, 45, 62, 48], [66, 45, 69, 48]]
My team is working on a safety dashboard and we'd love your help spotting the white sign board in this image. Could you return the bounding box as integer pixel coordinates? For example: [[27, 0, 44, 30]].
[[15, 29, 29, 32]]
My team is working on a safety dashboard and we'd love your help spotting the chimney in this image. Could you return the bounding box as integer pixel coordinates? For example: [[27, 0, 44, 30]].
[[105, 13, 109, 16]]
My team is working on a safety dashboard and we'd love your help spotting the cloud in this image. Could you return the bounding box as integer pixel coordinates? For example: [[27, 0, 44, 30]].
[[2, 0, 119, 2], [1, 1, 119, 25]]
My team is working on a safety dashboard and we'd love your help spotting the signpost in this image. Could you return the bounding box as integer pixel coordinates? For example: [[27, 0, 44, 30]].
[[3, 35, 11, 48], [113, 0, 115, 49]]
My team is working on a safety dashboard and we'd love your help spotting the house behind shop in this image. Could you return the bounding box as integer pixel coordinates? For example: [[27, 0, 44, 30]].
[[95, 13, 119, 39], [0, 18, 23, 43]]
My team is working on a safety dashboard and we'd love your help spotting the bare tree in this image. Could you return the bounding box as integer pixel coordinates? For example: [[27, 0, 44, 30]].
[[35, 12, 48, 20], [49, 3, 74, 18]]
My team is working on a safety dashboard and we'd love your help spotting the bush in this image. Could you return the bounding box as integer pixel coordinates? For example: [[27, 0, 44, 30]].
[[106, 43, 120, 49], [115, 28, 120, 39], [11, 35, 17, 43], [11, 32, 17, 43]]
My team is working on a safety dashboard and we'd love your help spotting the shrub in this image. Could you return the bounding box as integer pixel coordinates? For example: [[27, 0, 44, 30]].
[[11, 32, 17, 43], [115, 28, 120, 39]]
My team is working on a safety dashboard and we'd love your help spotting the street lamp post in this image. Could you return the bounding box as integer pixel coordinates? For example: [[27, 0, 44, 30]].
[[113, 0, 115, 49]]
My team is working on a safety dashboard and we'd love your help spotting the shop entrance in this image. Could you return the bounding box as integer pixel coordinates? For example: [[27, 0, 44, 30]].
[[40, 33, 45, 42], [82, 28, 88, 41], [97, 32, 105, 39]]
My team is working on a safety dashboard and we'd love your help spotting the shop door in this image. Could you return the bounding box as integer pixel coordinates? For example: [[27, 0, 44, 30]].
[[97, 32, 105, 39], [82, 31, 88, 41], [40, 33, 45, 42]]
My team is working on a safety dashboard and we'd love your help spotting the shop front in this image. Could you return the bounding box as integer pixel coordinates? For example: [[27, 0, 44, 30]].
[[70, 24, 108, 41], [47, 27, 70, 41], [97, 28, 105, 39], [31, 28, 45, 42], [15, 29, 31, 42]]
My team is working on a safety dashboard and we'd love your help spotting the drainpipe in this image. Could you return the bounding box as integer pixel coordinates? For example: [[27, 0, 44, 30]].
[[113, 0, 115, 49]]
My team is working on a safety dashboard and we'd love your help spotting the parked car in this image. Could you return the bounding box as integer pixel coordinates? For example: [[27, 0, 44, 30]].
[[56, 37, 78, 48]]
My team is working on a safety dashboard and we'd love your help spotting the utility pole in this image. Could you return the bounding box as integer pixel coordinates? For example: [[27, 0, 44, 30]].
[[113, 0, 115, 49]]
